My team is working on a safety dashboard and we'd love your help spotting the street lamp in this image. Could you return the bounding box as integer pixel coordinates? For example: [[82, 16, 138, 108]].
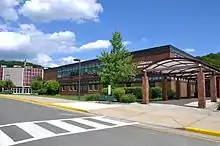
[[74, 58, 81, 100]]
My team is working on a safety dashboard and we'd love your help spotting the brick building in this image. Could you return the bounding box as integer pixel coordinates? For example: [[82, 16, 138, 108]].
[[0, 66, 44, 94], [44, 45, 216, 98]]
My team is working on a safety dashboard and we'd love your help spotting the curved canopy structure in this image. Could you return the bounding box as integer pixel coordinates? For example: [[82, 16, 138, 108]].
[[143, 57, 220, 79]]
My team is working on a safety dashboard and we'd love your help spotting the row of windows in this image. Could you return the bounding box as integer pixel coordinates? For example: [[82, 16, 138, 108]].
[[57, 63, 103, 78], [61, 84, 99, 92]]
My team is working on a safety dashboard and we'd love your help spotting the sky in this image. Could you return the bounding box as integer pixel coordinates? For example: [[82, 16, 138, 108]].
[[0, 0, 219, 67]]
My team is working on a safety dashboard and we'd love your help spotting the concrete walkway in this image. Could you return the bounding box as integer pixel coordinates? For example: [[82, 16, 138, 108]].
[[0, 94, 220, 137]]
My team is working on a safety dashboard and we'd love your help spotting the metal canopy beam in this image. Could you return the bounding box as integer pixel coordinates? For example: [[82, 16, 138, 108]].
[[146, 64, 199, 73]]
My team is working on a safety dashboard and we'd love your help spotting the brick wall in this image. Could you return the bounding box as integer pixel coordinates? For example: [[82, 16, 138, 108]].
[[23, 68, 43, 86], [44, 68, 57, 81]]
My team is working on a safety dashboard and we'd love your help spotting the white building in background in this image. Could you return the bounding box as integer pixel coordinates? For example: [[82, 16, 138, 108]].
[[0, 65, 44, 94]]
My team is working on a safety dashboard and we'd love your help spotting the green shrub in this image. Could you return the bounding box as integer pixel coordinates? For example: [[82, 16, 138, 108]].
[[0, 90, 13, 94], [113, 88, 125, 101], [124, 87, 142, 99], [44, 80, 60, 95], [217, 103, 220, 110], [102, 88, 108, 95], [119, 94, 136, 103], [37, 88, 47, 95], [84, 94, 100, 101], [150, 87, 162, 99], [168, 89, 176, 99]]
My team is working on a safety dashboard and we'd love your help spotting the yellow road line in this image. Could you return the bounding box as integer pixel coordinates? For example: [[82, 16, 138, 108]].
[[0, 95, 88, 113]]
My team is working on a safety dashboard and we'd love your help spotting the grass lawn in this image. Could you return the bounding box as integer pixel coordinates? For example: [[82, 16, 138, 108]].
[[21, 94, 86, 101]]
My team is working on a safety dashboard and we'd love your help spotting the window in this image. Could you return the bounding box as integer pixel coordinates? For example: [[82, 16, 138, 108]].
[[88, 84, 93, 91], [69, 86, 73, 91], [94, 84, 98, 91], [73, 85, 77, 91], [62, 86, 65, 91]]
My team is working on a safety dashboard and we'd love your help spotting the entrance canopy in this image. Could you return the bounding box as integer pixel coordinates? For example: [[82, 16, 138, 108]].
[[143, 57, 220, 79]]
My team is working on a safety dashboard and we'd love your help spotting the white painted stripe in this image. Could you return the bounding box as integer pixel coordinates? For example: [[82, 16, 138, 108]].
[[72, 118, 110, 129], [0, 116, 105, 128], [0, 130, 14, 146], [16, 123, 55, 139], [47, 120, 86, 133], [12, 122, 137, 146], [89, 117, 125, 125]]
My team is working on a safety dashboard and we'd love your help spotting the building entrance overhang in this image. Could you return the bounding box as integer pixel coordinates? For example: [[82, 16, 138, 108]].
[[141, 57, 220, 108]]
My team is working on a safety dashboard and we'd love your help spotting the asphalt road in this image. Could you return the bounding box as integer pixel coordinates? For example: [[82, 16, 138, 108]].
[[0, 98, 219, 146]]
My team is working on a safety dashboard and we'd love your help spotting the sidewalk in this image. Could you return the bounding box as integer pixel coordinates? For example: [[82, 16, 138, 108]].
[[0, 94, 220, 137]]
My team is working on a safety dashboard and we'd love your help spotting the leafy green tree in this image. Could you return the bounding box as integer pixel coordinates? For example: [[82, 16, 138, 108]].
[[0, 81, 5, 88], [5, 80, 15, 90], [30, 76, 43, 92], [44, 80, 60, 95], [98, 32, 137, 87], [0, 81, 5, 92]]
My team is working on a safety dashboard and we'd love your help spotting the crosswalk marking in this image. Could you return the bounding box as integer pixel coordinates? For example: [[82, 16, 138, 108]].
[[72, 118, 110, 129], [47, 120, 86, 133], [0, 130, 14, 146], [0, 116, 137, 146], [89, 116, 125, 125], [16, 123, 55, 139]]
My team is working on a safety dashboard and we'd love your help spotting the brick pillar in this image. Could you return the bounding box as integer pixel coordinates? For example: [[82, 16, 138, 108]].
[[176, 78, 181, 99], [98, 84, 103, 95], [162, 76, 168, 101], [197, 68, 206, 108], [219, 79, 220, 98], [210, 75, 217, 102], [142, 72, 149, 104], [187, 80, 192, 98]]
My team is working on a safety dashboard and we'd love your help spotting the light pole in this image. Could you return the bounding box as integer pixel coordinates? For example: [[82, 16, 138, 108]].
[[74, 58, 81, 100]]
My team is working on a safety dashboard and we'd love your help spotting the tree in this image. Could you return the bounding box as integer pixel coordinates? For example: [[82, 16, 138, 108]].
[[44, 80, 60, 95], [30, 76, 43, 92], [98, 32, 137, 87], [0, 81, 5, 92], [5, 80, 15, 90], [0, 81, 5, 88]]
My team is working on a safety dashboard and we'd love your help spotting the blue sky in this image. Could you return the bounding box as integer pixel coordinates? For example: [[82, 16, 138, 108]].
[[0, 0, 219, 67]]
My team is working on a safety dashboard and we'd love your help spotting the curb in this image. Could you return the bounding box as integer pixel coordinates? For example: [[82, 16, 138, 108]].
[[0, 95, 88, 113], [184, 127, 220, 137]]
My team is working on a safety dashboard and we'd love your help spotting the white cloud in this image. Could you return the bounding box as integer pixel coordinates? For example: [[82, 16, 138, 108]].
[[184, 48, 195, 53], [79, 40, 111, 51], [123, 41, 132, 46], [46, 56, 86, 68], [0, 23, 78, 65], [0, 0, 19, 20], [79, 40, 132, 51], [33, 53, 53, 66], [19, 0, 103, 22]]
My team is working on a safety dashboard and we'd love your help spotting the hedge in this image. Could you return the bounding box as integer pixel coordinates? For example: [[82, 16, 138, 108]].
[[119, 94, 136, 103]]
